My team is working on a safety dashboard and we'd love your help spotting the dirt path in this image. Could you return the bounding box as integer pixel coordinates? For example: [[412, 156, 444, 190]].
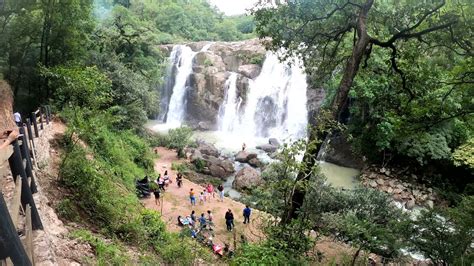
[[143, 147, 265, 247]]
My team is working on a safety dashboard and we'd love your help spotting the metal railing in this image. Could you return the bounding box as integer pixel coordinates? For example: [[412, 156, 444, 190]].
[[0, 106, 51, 266]]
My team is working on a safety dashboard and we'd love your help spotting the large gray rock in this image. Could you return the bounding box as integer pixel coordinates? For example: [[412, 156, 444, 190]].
[[200, 155, 235, 179], [318, 133, 364, 169], [190, 149, 203, 162], [248, 158, 263, 168], [235, 151, 249, 163], [233, 167, 263, 190], [256, 144, 278, 153], [235, 151, 258, 163], [238, 64, 261, 79], [268, 138, 280, 147], [197, 142, 219, 157]]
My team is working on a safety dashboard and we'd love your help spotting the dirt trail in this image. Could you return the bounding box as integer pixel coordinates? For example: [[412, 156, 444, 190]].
[[143, 147, 265, 247]]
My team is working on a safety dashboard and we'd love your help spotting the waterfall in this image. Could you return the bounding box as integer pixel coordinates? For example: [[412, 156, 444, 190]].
[[218, 72, 241, 132], [163, 43, 214, 127], [165, 45, 197, 126], [218, 52, 308, 140]]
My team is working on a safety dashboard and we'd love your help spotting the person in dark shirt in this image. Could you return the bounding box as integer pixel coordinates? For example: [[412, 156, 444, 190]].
[[199, 213, 207, 228], [217, 184, 224, 202], [243, 205, 251, 224], [225, 209, 234, 231]]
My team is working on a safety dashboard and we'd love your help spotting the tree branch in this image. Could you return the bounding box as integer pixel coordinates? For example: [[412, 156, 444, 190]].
[[388, 44, 414, 100]]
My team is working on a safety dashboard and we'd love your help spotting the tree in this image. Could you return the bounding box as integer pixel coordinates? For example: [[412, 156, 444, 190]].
[[166, 126, 193, 158], [254, 0, 473, 221]]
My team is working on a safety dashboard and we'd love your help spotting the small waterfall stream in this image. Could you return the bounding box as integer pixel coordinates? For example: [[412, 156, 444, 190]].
[[217, 72, 241, 132]]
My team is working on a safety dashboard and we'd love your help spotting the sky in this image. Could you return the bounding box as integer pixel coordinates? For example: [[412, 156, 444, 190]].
[[208, 0, 259, 16]]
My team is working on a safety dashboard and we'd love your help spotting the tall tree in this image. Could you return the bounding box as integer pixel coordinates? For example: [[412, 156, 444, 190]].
[[254, 0, 473, 222]]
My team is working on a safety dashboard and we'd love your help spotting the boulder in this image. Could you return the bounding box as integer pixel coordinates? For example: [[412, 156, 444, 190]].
[[256, 144, 278, 153], [235, 151, 249, 163], [238, 64, 261, 79], [268, 138, 280, 147], [248, 158, 263, 168], [197, 142, 219, 157], [247, 153, 258, 160], [369, 180, 378, 188], [200, 155, 235, 179], [386, 187, 393, 194], [197, 121, 214, 131], [190, 149, 203, 162], [392, 188, 403, 194], [317, 133, 364, 169], [406, 199, 416, 210], [233, 167, 263, 190], [425, 200, 434, 209], [0, 81, 15, 132], [376, 178, 385, 186]]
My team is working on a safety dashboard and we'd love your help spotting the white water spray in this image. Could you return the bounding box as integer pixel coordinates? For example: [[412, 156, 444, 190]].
[[218, 52, 308, 141]]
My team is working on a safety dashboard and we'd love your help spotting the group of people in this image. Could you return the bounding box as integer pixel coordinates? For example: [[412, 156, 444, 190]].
[[224, 206, 252, 231], [188, 183, 225, 206], [152, 170, 184, 205]]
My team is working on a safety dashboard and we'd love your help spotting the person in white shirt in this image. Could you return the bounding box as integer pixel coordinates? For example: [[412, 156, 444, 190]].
[[13, 112, 21, 127]]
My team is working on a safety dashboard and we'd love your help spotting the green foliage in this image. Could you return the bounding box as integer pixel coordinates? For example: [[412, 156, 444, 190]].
[[56, 198, 80, 222], [405, 196, 474, 264], [193, 158, 207, 172], [41, 65, 112, 110], [166, 126, 193, 158], [171, 162, 187, 173], [232, 242, 304, 265], [452, 137, 474, 170], [254, 0, 474, 173], [71, 229, 131, 265]]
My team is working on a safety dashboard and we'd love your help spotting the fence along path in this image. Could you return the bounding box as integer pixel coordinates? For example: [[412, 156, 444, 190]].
[[0, 105, 52, 266]]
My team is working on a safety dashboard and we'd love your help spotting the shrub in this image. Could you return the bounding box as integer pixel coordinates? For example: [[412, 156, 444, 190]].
[[171, 162, 187, 173], [56, 198, 79, 222]]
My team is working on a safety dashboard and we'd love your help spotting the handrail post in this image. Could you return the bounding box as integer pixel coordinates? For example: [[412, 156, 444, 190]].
[[8, 140, 43, 230], [0, 194, 32, 266], [30, 113, 39, 138], [38, 109, 44, 130], [19, 128, 37, 193], [43, 106, 50, 125]]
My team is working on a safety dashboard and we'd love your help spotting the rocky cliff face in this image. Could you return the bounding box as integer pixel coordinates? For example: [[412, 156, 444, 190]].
[[0, 80, 15, 132], [160, 39, 267, 126]]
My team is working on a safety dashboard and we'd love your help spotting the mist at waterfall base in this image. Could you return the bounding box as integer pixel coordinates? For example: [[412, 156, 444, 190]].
[[148, 45, 360, 189]]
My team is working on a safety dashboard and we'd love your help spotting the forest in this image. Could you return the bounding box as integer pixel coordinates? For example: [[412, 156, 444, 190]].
[[0, 0, 472, 265]]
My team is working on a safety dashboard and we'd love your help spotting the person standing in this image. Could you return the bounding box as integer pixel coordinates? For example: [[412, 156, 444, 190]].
[[176, 172, 183, 188], [163, 170, 170, 187], [207, 210, 213, 224], [242, 143, 246, 151], [199, 191, 205, 204], [13, 112, 21, 127], [190, 210, 197, 224], [199, 213, 207, 228], [189, 188, 196, 206], [153, 187, 161, 206], [243, 205, 251, 224], [217, 184, 224, 202], [207, 183, 215, 199], [225, 209, 234, 231]]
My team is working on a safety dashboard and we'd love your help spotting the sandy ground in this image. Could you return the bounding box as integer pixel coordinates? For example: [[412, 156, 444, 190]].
[[143, 147, 266, 248]]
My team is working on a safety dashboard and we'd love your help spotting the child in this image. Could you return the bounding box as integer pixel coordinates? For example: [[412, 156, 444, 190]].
[[203, 189, 209, 202], [163, 170, 170, 187], [189, 188, 196, 206], [199, 192, 205, 204]]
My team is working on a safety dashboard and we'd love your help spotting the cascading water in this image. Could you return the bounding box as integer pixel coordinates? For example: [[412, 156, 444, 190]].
[[163, 43, 214, 127], [218, 52, 308, 141], [217, 72, 241, 132], [165, 45, 197, 126]]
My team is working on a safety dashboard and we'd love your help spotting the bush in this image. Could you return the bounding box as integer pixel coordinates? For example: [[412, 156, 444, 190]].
[[166, 126, 193, 158], [71, 229, 131, 265], [56, 198, 79, 222], [171, 162, 187, 173]]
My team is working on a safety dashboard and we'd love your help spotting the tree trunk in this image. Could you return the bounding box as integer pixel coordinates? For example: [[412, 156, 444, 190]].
[[351, 247, 362, 266], [282, 0, 374, 223]]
